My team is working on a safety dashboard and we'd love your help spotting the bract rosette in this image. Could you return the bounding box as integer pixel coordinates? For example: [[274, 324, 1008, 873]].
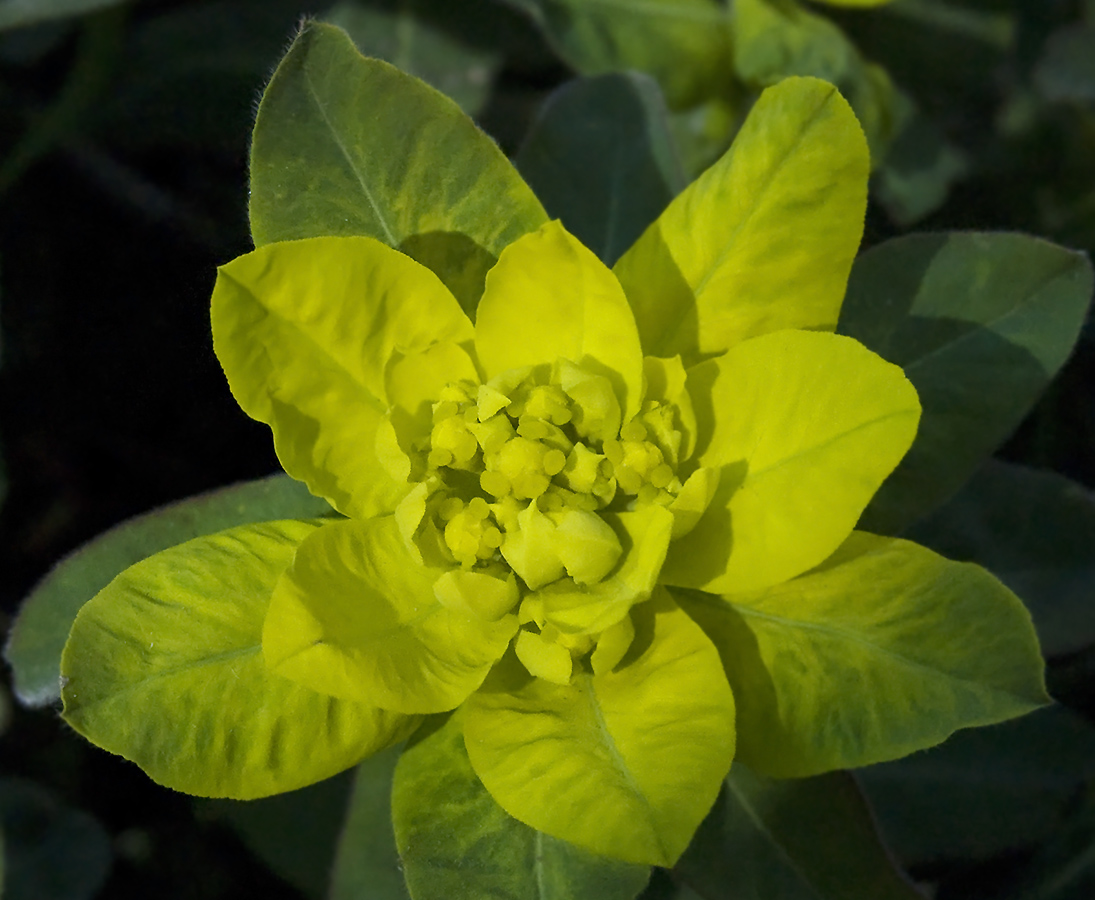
[[60, 73, 1048, 869]]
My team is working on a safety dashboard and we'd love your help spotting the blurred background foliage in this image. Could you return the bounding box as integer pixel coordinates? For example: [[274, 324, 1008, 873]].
[[3, 0, 1095, 898]]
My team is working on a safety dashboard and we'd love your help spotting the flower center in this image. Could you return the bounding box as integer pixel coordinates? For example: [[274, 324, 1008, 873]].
[[398, 359, 686, 683]]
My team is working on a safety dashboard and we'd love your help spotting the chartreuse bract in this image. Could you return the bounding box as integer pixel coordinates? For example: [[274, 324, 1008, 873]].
[[58, 31, 1048, 875]]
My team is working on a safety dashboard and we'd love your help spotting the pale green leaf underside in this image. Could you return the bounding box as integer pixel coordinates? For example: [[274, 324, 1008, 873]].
[[393, 711, 650, 900], [613, 76, 868, 364], [6, 474, 332, 708], [464, 592, 734, 867], [61, 520, 416, 799], [676, 532, 1048, 778]]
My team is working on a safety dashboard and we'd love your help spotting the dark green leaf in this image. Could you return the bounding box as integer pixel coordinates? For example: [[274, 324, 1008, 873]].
[[515, 73, 684, 266], [839, 232, 1093, 534], [677, 764, 924, 900], [908, 460, 1095, 658], [506, 0, 731, 109], [200, 770, 355, 900], [5, 474, 333, 708], [392, 712, 650, 900], [970, 786, 1095, 900], [0, 778, 111, 900], [248, 21, 546, 317], [329, 745, 409, 900], [857, 705, 1095, 865], [322, 0, 500, 115], [0, 0, 120, 30], [1035, 24, 1095, 103], [874, 112, 968, 226]]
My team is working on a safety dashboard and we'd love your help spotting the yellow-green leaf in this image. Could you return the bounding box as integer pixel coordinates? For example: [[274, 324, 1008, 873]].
[[661, 330, 919, 595], [264, 517, 517, 714], [211, 235, 473, 520], [676, 533, 1049, 779], [464, 591, 735, 867], [613, 77, 868, 364], [61, 521, 416, 799], [475, 221, 645, 422], [392, 711, 651, 900]]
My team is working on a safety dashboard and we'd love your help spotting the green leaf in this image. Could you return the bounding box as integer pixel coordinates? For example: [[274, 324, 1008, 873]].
[[661, 330, 919, 596], [0, 0, 120, 30], [857, 705, 1095, 865], [977, 784, 1095, 900], [5, 473, 333, 708], [613, 76, 868, 364], [322, 0, 500, 115], [839, 232, 1094, 535], [675, 532, 1048, 779], [329, 746, 408, 900], [514, 73, 684, 267], [0, 778, 111, 900], [874, 111, 968, 226], [61, 520, 417, 799], [1035, 23, 1095, 103], [678, 764, 924, 900], [463, 592, 735, 867], [507, 0, 731, 109], [200, 769, 355, 900], [264, 517, 517, 714], [908, 460, 1095, 659], [730, 0, 902, 162], [248, 21, 546, 313], [393, 711, 650, 900]]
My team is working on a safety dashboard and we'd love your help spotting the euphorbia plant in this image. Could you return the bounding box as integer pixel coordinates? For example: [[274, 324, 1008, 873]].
[[39, 20, 1073, 899]]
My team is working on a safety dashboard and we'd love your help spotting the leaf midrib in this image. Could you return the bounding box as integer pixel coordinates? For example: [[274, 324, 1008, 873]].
[[302, 53, 399, 246]]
